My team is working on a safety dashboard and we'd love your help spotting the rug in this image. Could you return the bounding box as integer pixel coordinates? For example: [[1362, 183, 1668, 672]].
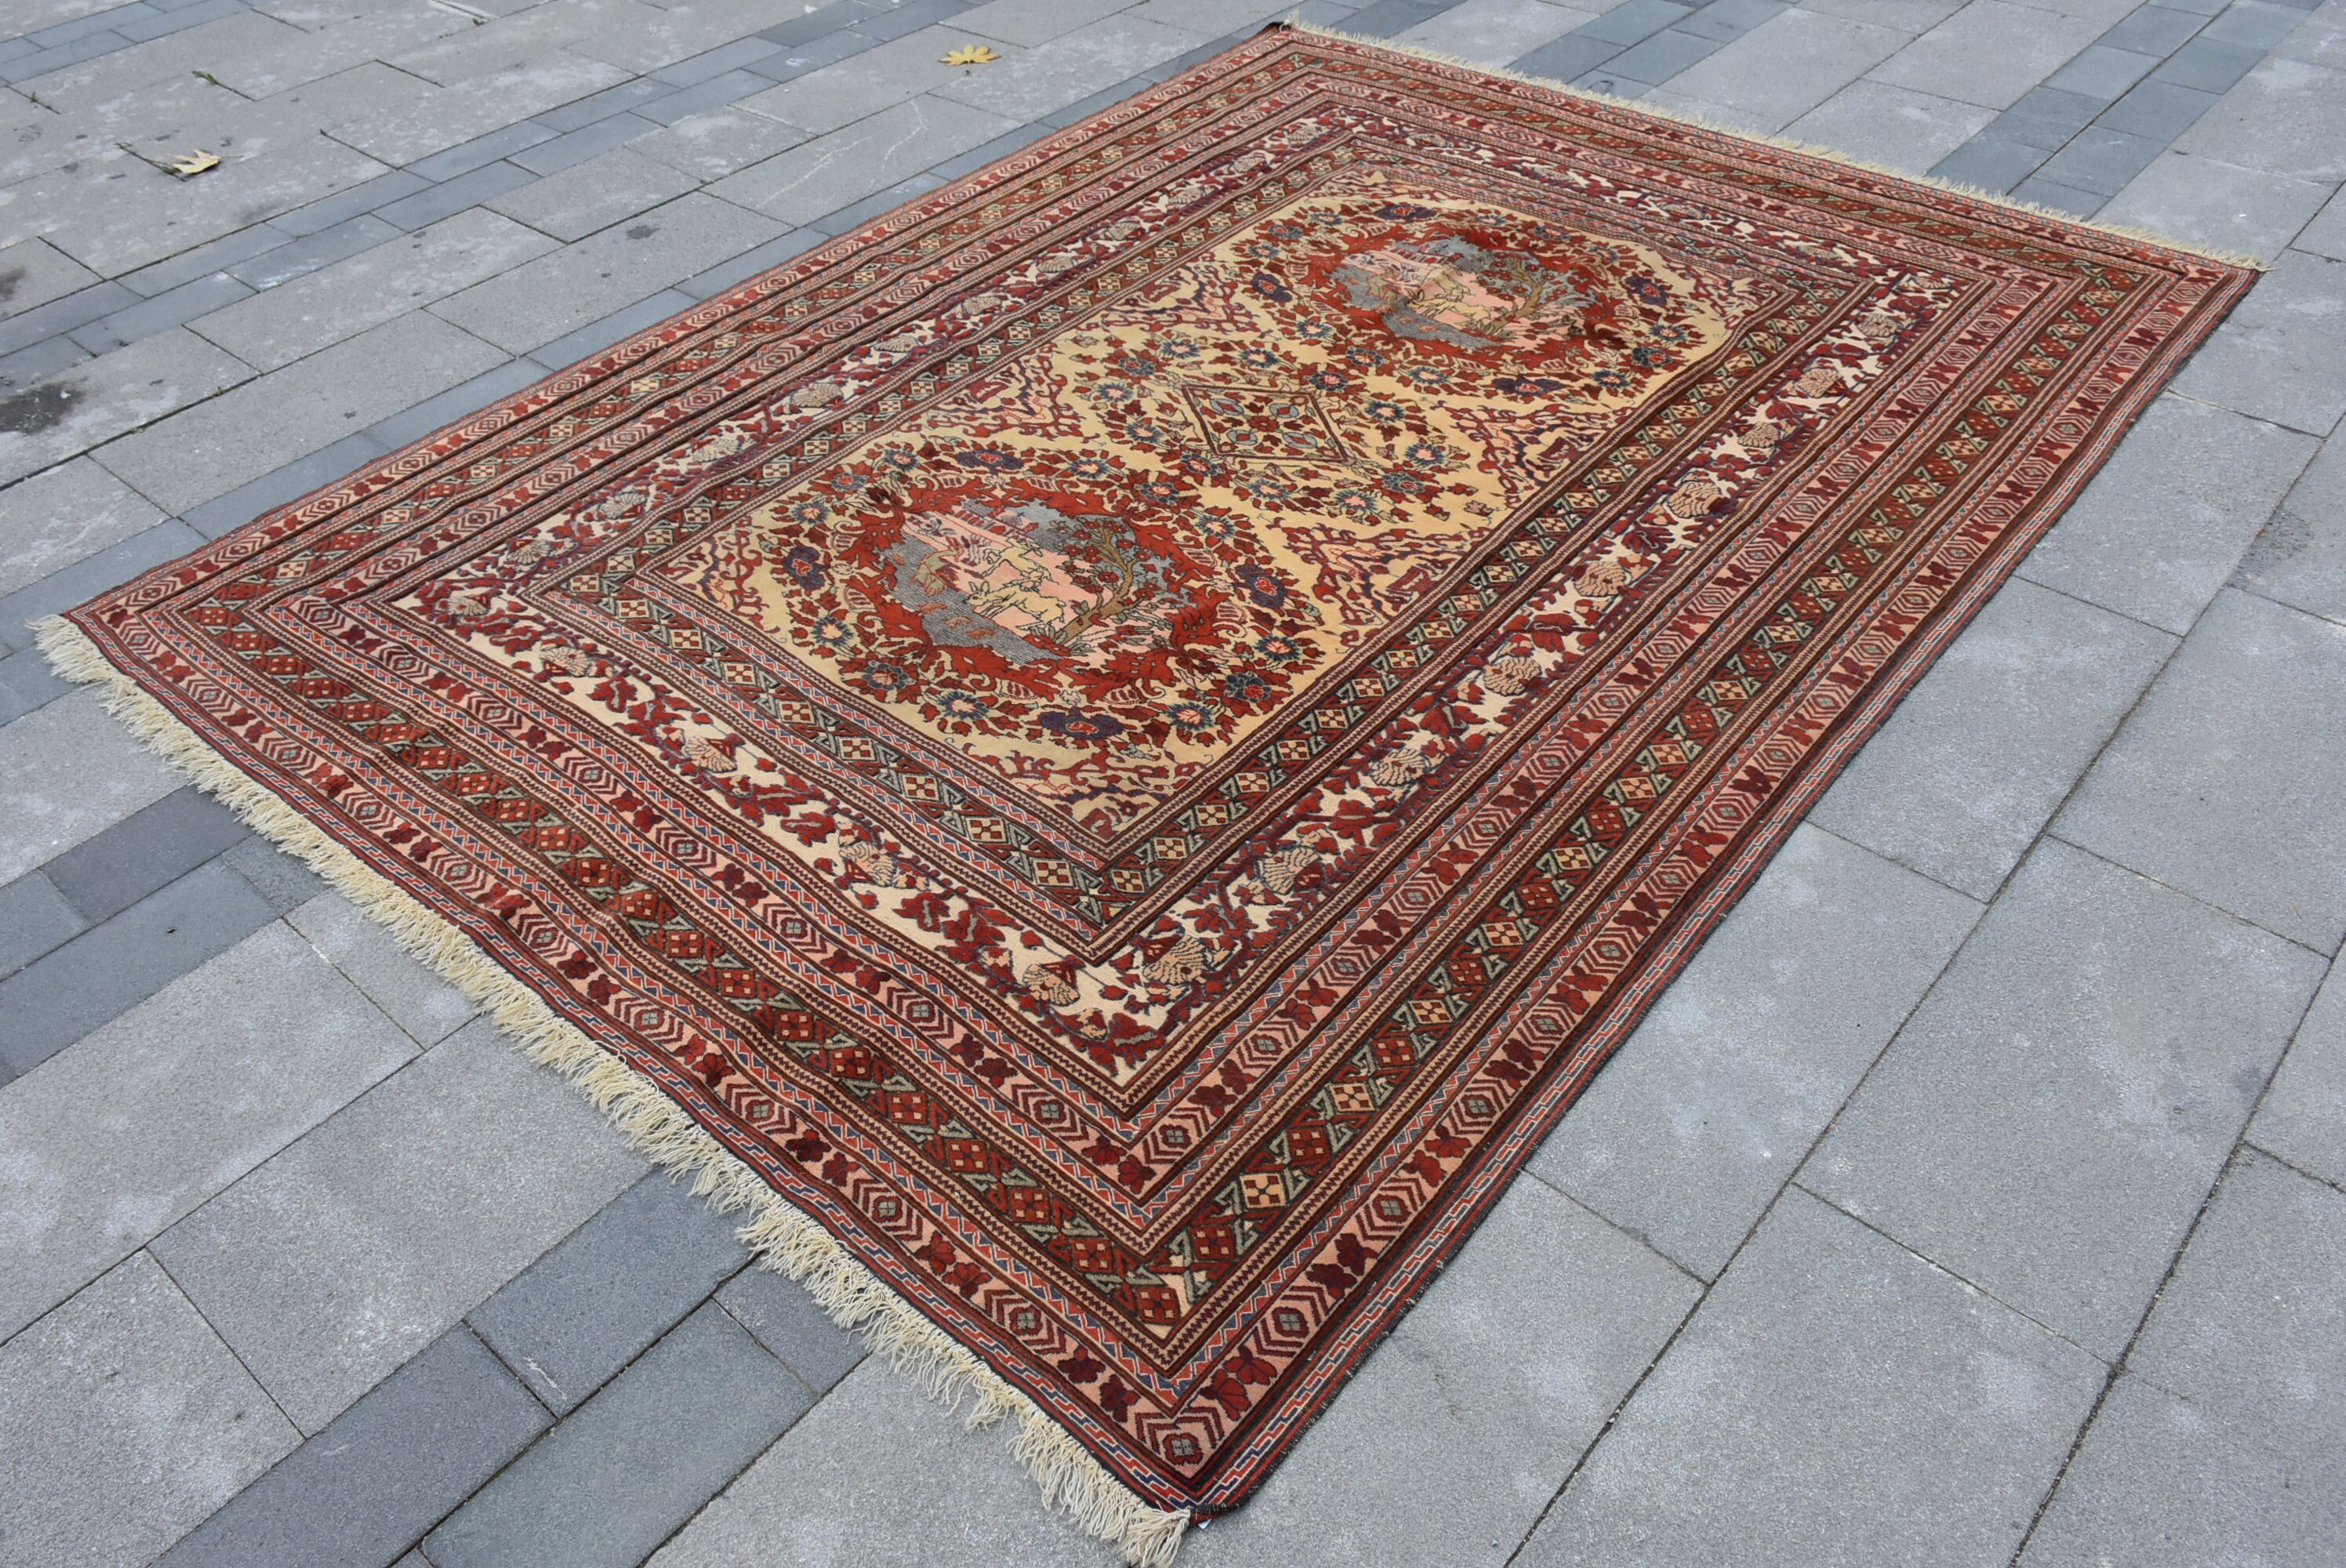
[[45, 26, 2250, 1563]]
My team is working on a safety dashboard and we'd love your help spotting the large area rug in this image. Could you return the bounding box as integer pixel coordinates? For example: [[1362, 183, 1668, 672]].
[[47, 25, 2249, 1563]]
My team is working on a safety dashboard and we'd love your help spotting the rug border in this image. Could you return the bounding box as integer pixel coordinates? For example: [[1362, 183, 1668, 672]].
[[34, 24, 2259, 1561]]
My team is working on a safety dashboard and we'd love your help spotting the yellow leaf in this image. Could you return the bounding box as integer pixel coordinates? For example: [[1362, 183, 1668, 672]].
[[942, 45, 999, 65], [166, 149, 220, 178]]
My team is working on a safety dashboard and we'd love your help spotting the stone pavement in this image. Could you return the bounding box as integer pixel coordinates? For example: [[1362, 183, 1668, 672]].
[[1, 0, 2342, 1562]]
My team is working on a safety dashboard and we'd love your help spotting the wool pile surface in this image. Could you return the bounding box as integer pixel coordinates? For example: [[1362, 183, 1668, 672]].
[[55, 25, 2248, 1555]]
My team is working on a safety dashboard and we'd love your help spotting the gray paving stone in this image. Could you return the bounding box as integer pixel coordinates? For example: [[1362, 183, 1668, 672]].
[[428, 1303, 811, 1568], [534, 75, 681, 135], [404, 120, 561, 183], [1577, 0, 1694, 45], [0, 1251, 300, 1568], [1995, 82, 2108, 148], [2300, 180, 2346, 260], [652, 37, 790, 87], [1931, 129, 2053, 190], [0, 921, 416, 1340], [1516, 1187, 2104, 1568], [151, 1016, 648, 1432], [153, 1327, 552, 1568], [0, 858, 279, 1077], [2056, 588, 2346, 950], [2018, 393, 2318, 631], [177, 430, 391, 540], [2129, 1151, 2346, 1454], [2173, 250, 2346, 437], [510, 110, 669, 177], [365, 357, 547, 452], [431, 191, 780, 354], [0, 868, 82, 980], [628, 105, 813, 182], [2154, 31, 2268, 92], [1535, 825, 1981, 1279], [739, 25, 1004, 132], [0, 235, 103, 319], [1511, 30, 1625, 80], [227, 215, 404, 291], [645, 1361, 1128, 1568], [526, 287, 699, 372], [0, 644, 71, 728], [0, 333, 93, 398], [2094, 74, 2221, 139], [42, 782, 245, 922], [2173, 55, 2346, 180], [0, 685, 183, 887], [1783, 78, 1996, 172], [191, 209, 558, 372], [2042, 42, 2160, 99], [1681, 0, 1793, 43], [710, 94, 1017, 227], [0, 452, 166, 599], [808, 172, 947, 234], [714, 1262, 867, 1392], [96, 310, 507, 515], [1869, 0, 2106, 108], [1808, 577, 2174, 898], [2032, 123, 2163, 196], [2235, 423, 2346, 625], [0, 517, 210, 655], [0, 326, 253, 490], [2104, 0, 2210, 53], [2250, 957, 2346, 1192], [219, 833, 325, 913], [672, 227, 826, 299], [2019, 1372, 2346, 1566], [1656, 7, 1908, 127], [635, 66, 778, 127], [286, 891, 476, 1047], [924, 117, 1058, 179], [470, 1171, 750, 1413], [0, 282, 139, 360], [1396, 0, 1596, 64], [1807, 838, 2325, 1357], [329, 53, 634, 167], [932, 13, 1205, 122], [261, 170, 432, 242], [1186, 1180, 1697, 1566]]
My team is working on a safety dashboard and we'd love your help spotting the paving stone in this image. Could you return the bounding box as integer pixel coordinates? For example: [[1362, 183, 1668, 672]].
[[1516, 1187, 2104, 1568], [1184, 1178, 1698, 1566], [1534, 825, 1980, 1278], [0, 868, 82, 980], [1808, 577, 2173, 897], [1641, 8, 1908, 129], [1930, 129, 2054, 189], [510, 109, 669, 177], [2032, 123, 2163, 195], [2056, 588, 2346, 950], [285, 891, 476, 1047], [808, 172, 946, 234], [219, 833, 325, 913], [1394, 0, 1595, 62], [2250, 957, 2346, 1190], [932, 13, 1205, 122], [710, 95, 1017, 226], [176, 430, 391, 540], [259, 168, 434, 242], [2172, 249, 2346, 436], [329, 53, 634, 167], [2042, 42, 2161, 100], [227, 215, 403, 292], [470, 1171, 751, 1413], [42, 782, 245, 922], [0, 234, 103, 319], [2152, 31, 2268, 93], [0, 922, 416, 1339], [526, 287, 699, 371], [2019, 393, 2318, 630], [0, 685, 183, 887], [629, 104, 814, 181], [0, 644, 71, 728], [2093, 74, 2221, 140], [0, 453, 166, 599], [191, 209, 558, 372], [0, 326, 253, 490], [673, 227, 827, 299], [1993, 82, 2107, 148], [429, 1303, 811, 1568], [0, 332, 93, 397], [0, 1251, 300, 1568], [848, 0, 988, 42], [2128, 1151, 2346, 1454], [652, 36, 791, 86], [1807, 838, 2324, 1357], [715, 1262, 867, 1392], [152, 1327, 552, 1568], [2173, 56, 2346, 180], [1575, 0, 1694, 46], [1783, 78, 1996, 172], [0, 858, 281, 1076], [1679, 0, 1792, 44], [150, 1016, 648, 1432], [361, 357, 546, 452], [2019, 1372, 2346, 1566], [1869, 0, 2106, 108], [405, 119, 561, 183], [1601, 25, 1729, 82], [741, 24, 1011, 131], [924, 117, 1058, 180], [431, 191, 781, 354], [97, 311, 507, 515], [645, 1360, 1132, 1568], [484, 145, 703, 241], [2235, 423, 2346, 625], [0, 517, 209, 655], [2299, 180, 2346, 260], [1510, 30, 1627, 80], [2103, 0, 2210, 53], [741, 21, 887, 83]]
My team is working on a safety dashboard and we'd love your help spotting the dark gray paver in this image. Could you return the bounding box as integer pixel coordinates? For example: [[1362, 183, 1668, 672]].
[[152, 1328, 551, 1568], [42, 784, 246, 922], [0, 858, 276, 1077], [716, 1263, 867, 1393], [180, 433, 394, 540], [0, 869, 83, 980], [226, 215, 404, 291], [470, 1171, 751, 1414], [0, 646, 70, 728], [1516, 1187, 2104, 1568], [218, 835, 325, 915], [423, 1304, 812, 1568]]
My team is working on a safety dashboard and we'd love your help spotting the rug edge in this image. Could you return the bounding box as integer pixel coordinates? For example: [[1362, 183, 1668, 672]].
[[31, 612, 1194, 1568], [1280, 19, 2269, 272]]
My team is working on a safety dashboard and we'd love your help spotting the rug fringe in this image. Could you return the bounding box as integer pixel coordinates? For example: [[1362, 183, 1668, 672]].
[[1279, 19, 2267, 271], [32, 614, 1193, 1568]]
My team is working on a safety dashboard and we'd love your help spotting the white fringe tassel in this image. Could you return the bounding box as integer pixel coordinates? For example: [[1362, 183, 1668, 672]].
[[34, 615, 1193, 1568]]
